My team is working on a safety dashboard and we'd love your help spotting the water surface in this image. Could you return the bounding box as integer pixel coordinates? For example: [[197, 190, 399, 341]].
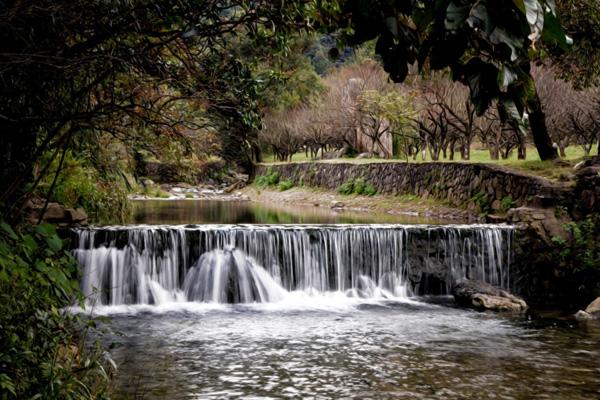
[[130, 199, 454, 225], [100, 301, 600, 399], [83, 200, 600, 399]]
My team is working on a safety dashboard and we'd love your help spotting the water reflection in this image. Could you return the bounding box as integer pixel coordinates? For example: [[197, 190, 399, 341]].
[[129, 200, 453, 225]]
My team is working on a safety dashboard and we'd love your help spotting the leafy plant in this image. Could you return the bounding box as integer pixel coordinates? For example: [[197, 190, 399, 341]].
[[38, 153, 131, 224], [337, 180, 355, 195], [318, 0, 569, 160], [278, 179, 294, 191], [500, 196, 515, 212], [337, 178, 377, 196], [0, 222, 112, 399], [470, 190, 491, 214], [254, 168, 280, 188], [551, 216, 600, 300]]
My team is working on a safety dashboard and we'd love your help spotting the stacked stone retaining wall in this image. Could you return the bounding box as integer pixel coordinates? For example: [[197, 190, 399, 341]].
[[256, 162, 567, 210]]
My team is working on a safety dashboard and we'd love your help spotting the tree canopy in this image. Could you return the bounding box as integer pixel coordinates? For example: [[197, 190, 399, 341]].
[[0, 0, 314, 220], [317, 0, 572, 160]]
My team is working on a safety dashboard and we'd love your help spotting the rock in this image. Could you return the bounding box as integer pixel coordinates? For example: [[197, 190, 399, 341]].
[[43, 202, 69, 221], [331, 201, 345, 209], [356, 152, 372, 159], [585, 297, 600, 316], [574, 310, 594, 320], [491, 200, 502, 211], [453, 280, 528, 312], [575, 166, 600, 178], [67, 208, 88, 223]]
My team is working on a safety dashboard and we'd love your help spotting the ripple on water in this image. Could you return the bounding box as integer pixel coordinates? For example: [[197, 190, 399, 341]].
[[92, 300, 600, 399]]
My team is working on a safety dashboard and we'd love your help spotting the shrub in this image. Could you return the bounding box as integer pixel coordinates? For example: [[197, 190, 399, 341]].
[[551, 216, 600, 301], [337, 178, 377, 196], [38, 154, 132, 224], [0, 222, 112, 399], [353, 178, 366, 195], [254, 167, 280, 188], [500, 196, 515, 212], [337, 180, 355, 195], [278, 179, 294, 191], [470, 190, 491, 214], [362, 184, 377, 196]]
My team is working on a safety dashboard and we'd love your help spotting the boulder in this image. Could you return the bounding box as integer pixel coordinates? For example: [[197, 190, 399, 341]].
[[575, 297, 600, 320], [453, 280, 528, 312], [43, 202, 69, 221], [585, 297, 600, 315], [575, 310, 594, 320]]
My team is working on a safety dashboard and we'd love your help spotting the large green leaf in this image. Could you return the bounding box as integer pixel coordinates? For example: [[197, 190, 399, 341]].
[[445, 2, 470, 30]]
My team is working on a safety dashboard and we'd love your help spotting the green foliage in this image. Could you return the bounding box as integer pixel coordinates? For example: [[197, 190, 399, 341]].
[[0, 222, 112, 399], [337, 180, 355, 195], [500, 196, 515, 212], [470, 191, 491, 214], [555, 0, 600, 88], [278, 179, 294, 191], [319, 0, 566, 160], [338, 177, 376, 196], [38, 153, 131, 224], [254, 168, 280, 188], [551, 216, 600, 300]]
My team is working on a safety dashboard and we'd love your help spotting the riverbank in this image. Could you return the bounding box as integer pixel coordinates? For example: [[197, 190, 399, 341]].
[[241, 186, 477, 223]]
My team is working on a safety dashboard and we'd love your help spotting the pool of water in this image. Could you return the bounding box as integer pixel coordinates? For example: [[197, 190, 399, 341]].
[[83, 200, 599, 399], [129, 199, 455, 225], [98, 299, 600, 399]]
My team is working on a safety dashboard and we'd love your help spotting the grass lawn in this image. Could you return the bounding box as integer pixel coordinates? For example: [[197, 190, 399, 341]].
[[263, 145, 598, 182]]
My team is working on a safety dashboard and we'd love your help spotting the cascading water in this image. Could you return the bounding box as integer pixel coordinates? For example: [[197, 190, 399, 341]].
[[72, 224, 513, 307]]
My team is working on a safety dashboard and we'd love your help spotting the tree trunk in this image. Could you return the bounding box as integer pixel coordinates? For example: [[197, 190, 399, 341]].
[[527, 90, 558, 161]]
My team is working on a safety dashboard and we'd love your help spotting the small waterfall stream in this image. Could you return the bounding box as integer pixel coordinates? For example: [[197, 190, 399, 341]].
[[72, 224, 513, 307]]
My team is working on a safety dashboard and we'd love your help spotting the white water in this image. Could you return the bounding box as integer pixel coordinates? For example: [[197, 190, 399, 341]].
[[72, 224, 513, 311]]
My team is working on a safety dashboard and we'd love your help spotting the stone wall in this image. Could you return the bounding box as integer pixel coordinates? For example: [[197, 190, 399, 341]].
[[256, 162, 566, 210]]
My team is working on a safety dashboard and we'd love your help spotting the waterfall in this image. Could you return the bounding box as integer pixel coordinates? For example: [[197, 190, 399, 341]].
[[72, 224, 514, 306]]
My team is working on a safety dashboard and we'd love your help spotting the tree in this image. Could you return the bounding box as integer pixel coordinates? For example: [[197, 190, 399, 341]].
[[554, 0, 600, 88], [0, 0, 312, 220], [318, 0, 571, 161]]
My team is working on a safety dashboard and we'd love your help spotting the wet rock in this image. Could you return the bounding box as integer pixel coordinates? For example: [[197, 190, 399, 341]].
[[574, 310, 594, 320], [586, 297, 600, 313], [453, 280, 528, 312]]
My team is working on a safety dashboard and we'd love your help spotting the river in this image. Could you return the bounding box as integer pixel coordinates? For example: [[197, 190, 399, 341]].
[[73, 200, 600, 399]]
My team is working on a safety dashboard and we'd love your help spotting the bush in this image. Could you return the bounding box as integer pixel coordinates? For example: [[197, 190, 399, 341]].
[[470, 190, 491, 214], [337, 180, 355, 195], [38, 153, 132, 224], [0, 222, 112, 399], [500, 196, 515, 212], [362, 184, 377, 196], [551, 216, 600, 301], [353, 178, 366, 195], [338, 178, 377, 196], [254, 167, 280, 188], [278, 179, 294, 191]]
